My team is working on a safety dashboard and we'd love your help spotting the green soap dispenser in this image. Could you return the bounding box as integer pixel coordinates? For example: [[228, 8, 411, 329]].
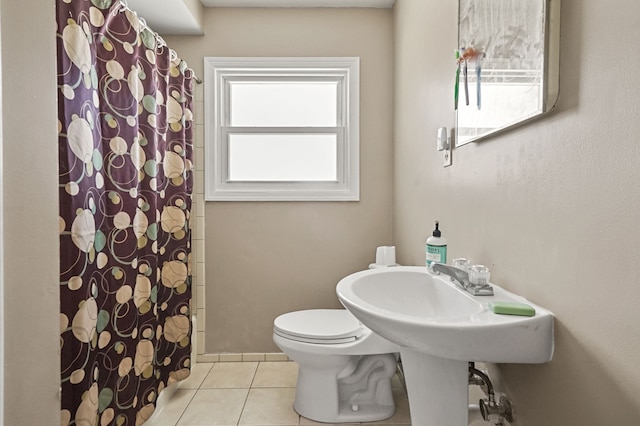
[[426, 221, 447, 268]]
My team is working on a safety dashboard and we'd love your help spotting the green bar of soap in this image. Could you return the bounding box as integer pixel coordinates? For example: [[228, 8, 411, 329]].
[[489, 301, 536, 317]]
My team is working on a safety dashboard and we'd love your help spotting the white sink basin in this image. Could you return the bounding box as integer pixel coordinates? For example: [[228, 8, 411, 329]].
[[336, 266, 554, 426], [336, 266, 554, 363]]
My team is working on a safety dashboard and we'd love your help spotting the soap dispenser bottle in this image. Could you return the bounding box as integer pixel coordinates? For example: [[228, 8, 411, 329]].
[[426, 221, 447, 268]]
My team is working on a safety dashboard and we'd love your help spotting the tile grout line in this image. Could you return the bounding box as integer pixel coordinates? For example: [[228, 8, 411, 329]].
[[172, 388, 199, 426], [175, 362, 214, 426], [173, 362, 214, 426], [235, 361, 260, 425], [165, 361, 410, 426], [162, 362, 401, 426]]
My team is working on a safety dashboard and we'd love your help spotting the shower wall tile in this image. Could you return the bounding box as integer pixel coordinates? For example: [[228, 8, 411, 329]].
[[195, 84, 204, 102], [194, 145, 204, 171], [195, 170, 204, 196], [197, 332, 206, 355], [194, 199, 205, 218], [197, 286, 205, 310], [196, 263, 205, 284], [196, 124, 204, 146], [194, 219, 204, 240], [196, 239, 205, 264], [195, 101, 204, 122], [196, 309, 207, 322], [192, 89, 207, 361]]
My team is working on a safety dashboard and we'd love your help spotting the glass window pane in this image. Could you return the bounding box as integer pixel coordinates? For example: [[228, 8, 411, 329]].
[[230, 82, 338, 127], [229, 134, 337, 181]]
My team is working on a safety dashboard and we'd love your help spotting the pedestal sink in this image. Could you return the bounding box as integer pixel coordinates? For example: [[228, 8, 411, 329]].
[[336, 266, 554, 426]]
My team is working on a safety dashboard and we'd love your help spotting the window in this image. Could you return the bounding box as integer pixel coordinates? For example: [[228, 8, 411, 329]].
[[204, 57, 359, 201]]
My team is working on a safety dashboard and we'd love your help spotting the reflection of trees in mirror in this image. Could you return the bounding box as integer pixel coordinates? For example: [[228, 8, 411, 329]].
[[459, 0, 544, 69]]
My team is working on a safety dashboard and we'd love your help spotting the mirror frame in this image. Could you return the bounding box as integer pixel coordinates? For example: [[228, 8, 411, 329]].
[[456, 0, 561, 146]]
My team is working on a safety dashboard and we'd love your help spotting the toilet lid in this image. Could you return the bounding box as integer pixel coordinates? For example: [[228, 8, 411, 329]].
[[274, 309, 362, 344]]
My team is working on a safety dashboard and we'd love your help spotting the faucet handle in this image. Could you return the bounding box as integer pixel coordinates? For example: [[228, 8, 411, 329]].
[[468, 265, 491, 286], [452, 258, 472, 273]]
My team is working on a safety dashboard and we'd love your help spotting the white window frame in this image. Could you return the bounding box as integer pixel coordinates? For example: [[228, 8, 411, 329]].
[[204, 57, 360, 201]]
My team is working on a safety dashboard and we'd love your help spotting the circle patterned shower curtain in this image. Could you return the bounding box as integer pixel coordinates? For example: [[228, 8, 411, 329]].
[[57, 1, 195, 424]]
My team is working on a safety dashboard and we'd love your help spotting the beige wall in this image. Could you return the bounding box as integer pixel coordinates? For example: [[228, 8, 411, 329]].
[[394, 0, 640, 425], [1, 0, 60, 424], [165, 8, 394, 353]]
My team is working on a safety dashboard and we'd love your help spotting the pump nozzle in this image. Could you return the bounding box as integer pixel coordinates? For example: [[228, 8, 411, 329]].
[[433, 221, 441, 237]]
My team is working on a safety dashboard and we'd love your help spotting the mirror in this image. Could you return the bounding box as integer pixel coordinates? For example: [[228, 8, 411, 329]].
[[456, 0, 560, 145]]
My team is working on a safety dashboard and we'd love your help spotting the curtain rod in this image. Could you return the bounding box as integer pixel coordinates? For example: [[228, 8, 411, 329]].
[[116, 0, 202, 84]]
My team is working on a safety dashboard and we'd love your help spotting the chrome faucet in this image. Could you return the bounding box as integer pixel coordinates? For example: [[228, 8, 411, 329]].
[[431, 263, 494, 296]]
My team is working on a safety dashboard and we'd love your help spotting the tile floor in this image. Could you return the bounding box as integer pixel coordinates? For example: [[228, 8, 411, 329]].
[[146, 361, 411, 426]]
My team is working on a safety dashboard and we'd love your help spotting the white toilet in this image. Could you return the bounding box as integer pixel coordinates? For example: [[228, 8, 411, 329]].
[[273, 308, 400, 423]]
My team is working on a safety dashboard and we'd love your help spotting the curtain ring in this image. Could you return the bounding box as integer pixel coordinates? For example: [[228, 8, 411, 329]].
[[154, 35, 166, 50]]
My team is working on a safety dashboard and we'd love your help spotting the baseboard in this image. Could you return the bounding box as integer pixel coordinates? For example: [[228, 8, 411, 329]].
[[196, 352, 290, 363]]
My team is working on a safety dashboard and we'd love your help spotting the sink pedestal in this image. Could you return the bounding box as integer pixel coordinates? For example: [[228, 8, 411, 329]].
[[401, 349, 469, 426]]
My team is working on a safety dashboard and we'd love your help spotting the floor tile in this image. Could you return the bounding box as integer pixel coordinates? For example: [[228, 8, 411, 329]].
[[146, 389, 197, 426], [238, 388, 299, 425], [252, 361, 298, 388], [179, 363, 215, 389], [177, 388, 249, 426], [144, 361, 411, 426], [201, 362, 258, 389]]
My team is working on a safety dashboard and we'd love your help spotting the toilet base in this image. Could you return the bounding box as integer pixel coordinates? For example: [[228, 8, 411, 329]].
[[293, 353, 397, 423], [272, 310, 400, 424], [296, 401, 396, 424]]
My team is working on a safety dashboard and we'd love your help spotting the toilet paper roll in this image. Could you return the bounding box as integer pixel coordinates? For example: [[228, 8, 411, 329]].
[[375, 246, 396, 266]]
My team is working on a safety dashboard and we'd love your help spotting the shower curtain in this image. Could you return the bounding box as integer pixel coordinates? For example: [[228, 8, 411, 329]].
[[57, 1, 195, 424]]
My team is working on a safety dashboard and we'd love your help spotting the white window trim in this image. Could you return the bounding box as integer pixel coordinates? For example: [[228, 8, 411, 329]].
[[204, 57, 360, 201]]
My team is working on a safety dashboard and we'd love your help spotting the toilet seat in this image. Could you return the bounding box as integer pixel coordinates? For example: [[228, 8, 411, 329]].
[[274, 309, 362, 344]]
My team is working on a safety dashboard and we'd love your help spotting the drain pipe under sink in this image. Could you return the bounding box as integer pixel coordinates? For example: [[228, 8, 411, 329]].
[[468, 362, 515, 425]]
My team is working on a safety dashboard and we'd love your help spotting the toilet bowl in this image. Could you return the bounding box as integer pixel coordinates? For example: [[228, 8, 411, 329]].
[[273, 309, 400, 423]]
